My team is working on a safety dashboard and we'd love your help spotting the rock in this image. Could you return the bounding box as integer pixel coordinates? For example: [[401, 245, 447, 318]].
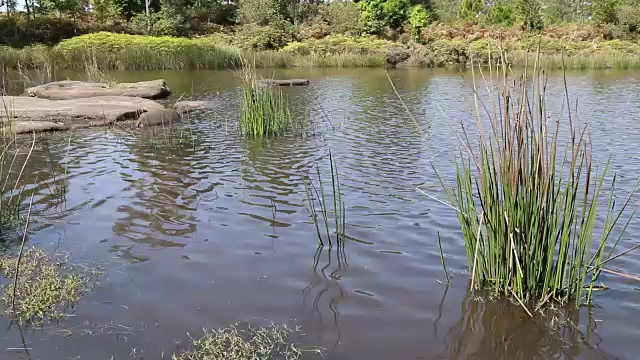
[[15, 121, 67, 134], [173, 100, 211, 113], [260, 79, 310, 86], [25, 79, 171, 100], [386, 48, 411, 68], [0, 95, 165, 133], [136, 109, 182, 128]]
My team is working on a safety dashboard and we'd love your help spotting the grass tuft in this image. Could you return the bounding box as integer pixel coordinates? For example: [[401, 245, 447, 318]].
[[435, 56, 638, 309], [304, 151, 346, 248], [172, 322, 311, 360], [238, 61, 293, 138], [0, 247, 99, 323]]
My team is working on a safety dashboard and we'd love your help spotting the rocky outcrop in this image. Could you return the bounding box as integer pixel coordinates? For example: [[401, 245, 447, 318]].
[[136, 109, 182, 128], [260, 79, 310, 86], [173, 100, 211, 113], [0, 95, 165, 133], [25, 79, 171, 100]]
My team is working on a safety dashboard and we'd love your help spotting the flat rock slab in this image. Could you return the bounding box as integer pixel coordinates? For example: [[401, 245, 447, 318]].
[[25, 79, 171, 100], [1, 96, 165, 133], [260, 79, 310, 86], [174, 100, 212, 113]]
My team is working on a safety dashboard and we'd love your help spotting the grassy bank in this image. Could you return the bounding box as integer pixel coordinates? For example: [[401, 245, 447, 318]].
[[2, 27, 640, 71]]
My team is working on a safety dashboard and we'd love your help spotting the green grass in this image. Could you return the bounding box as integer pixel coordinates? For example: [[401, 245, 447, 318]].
[[0, 247, 99, 323], [435, 59, 638, 311], [172, 322, 312, 360], [238, 62, 293, 138]]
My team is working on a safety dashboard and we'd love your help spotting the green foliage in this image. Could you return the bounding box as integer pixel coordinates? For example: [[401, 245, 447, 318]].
[[615, 5, 640, 32], [487, 1, 517, 26], [359, 0, 410, 34], [592, 0, 621, 24], [409, 5, 430, 40], [517, 0, 544, 31], [282, 35, 396, 55], [237, 0, 295, 25], [237, 24, 296, 50], [92, 0, 122, 26], [458, 0, 484, 21], [56, 32, 240, 69], [317, 0, 362, 35], [437, 65, 638, 308], [238, 62, 293, 137], [172, 322, 304, 360], [0, 247, 99, 324]]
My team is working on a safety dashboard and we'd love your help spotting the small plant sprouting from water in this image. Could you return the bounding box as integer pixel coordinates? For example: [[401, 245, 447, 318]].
[[172, 322, 315, 360], [304, 151, 346, 248], [238, 60, 293, 138], [0, 247, 99, 323], [432, 57, 639, 311]]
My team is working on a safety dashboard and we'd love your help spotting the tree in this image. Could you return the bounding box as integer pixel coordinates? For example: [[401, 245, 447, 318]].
[[592, 0, 620, 24], [92, 0, 122, 25], [487, 1, 516, 26], [458, 0, 483, 21], [517, 0, 544, 31], [359, 0, 410, 34], [409, 4, 429, 40]]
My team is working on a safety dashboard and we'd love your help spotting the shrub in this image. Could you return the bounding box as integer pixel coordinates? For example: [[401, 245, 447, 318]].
[[487, 1, 517, 26], [458, 0, 484, 21], [236, 24, 296, 50], [92, 0, 123, 26], [359, 0, 410, 34], [592, 0, 621, 25], [409, 5, 430, 40], [517, 0, 544, 31], [318, 1, 362, 35], [616, 5, 640, 34]]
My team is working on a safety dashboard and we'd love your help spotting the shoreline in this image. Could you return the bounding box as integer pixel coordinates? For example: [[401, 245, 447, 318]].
[[2, 30, 640, 71]]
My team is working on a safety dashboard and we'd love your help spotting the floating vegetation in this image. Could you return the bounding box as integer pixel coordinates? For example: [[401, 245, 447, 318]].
[[304, 151, 346, 248], [238, 61, 293, 138], [173, 322, 316, 360], [433, 57, 639, 311], [0, 247, 99, 323]]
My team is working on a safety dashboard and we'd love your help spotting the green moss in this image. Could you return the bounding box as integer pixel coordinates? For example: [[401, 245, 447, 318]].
[[0, 247, 99, 324]]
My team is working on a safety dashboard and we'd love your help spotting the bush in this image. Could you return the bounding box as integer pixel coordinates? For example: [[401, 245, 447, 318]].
[[236, 24, 296, 50], [487, 1, 517, 26], [616, 5, 640, 34], [318, 1, 362, 35], [282, 34, 396, 55], [359, 0, 410, 34], [517, 0, 544, 31], [409, 5, 430, 41], [592, 0, 620, 25], [458, 0, 484, 21]]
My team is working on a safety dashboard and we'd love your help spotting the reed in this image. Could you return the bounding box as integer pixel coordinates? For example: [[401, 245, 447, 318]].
[[238, 61, 293, 138], [435, 57, 638, 310], [304, 151, 346, 248]]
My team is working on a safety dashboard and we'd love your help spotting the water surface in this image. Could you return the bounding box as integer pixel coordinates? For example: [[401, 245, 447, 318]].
[[1, 68, 640, 359]]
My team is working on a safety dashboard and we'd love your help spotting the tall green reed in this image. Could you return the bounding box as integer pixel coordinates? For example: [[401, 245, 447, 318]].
[[435, 57, 638, 311], [238, 61, 293, 138], [304, 151, 346, 248]]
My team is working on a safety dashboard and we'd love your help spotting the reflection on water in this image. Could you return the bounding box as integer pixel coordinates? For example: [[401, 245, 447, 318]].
[[0, 68, 639, 359]]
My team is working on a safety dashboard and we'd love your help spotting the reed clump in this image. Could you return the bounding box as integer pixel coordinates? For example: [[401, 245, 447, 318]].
[[238, 62, 293, 138], [436, 59, 638, 310]]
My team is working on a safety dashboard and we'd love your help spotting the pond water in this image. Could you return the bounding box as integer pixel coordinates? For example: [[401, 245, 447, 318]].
[[1, 68, 640, 359]]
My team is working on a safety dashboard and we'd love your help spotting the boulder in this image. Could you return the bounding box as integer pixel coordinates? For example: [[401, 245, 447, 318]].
[[386, 48, 411, 68], [173, 100, 211, 113], [0, 96, 165, 134], [260, 79, 310, 86], [25, 79, 171, 100], [136, 109, 182, 128]]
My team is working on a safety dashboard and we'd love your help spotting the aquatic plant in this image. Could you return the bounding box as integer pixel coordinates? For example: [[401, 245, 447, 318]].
[[238, 61, 293, 138], [433, 58, 638, 311], [0, 247, 99, 323], [172, 322, 313, 360], [304, 151, 346, 248]]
